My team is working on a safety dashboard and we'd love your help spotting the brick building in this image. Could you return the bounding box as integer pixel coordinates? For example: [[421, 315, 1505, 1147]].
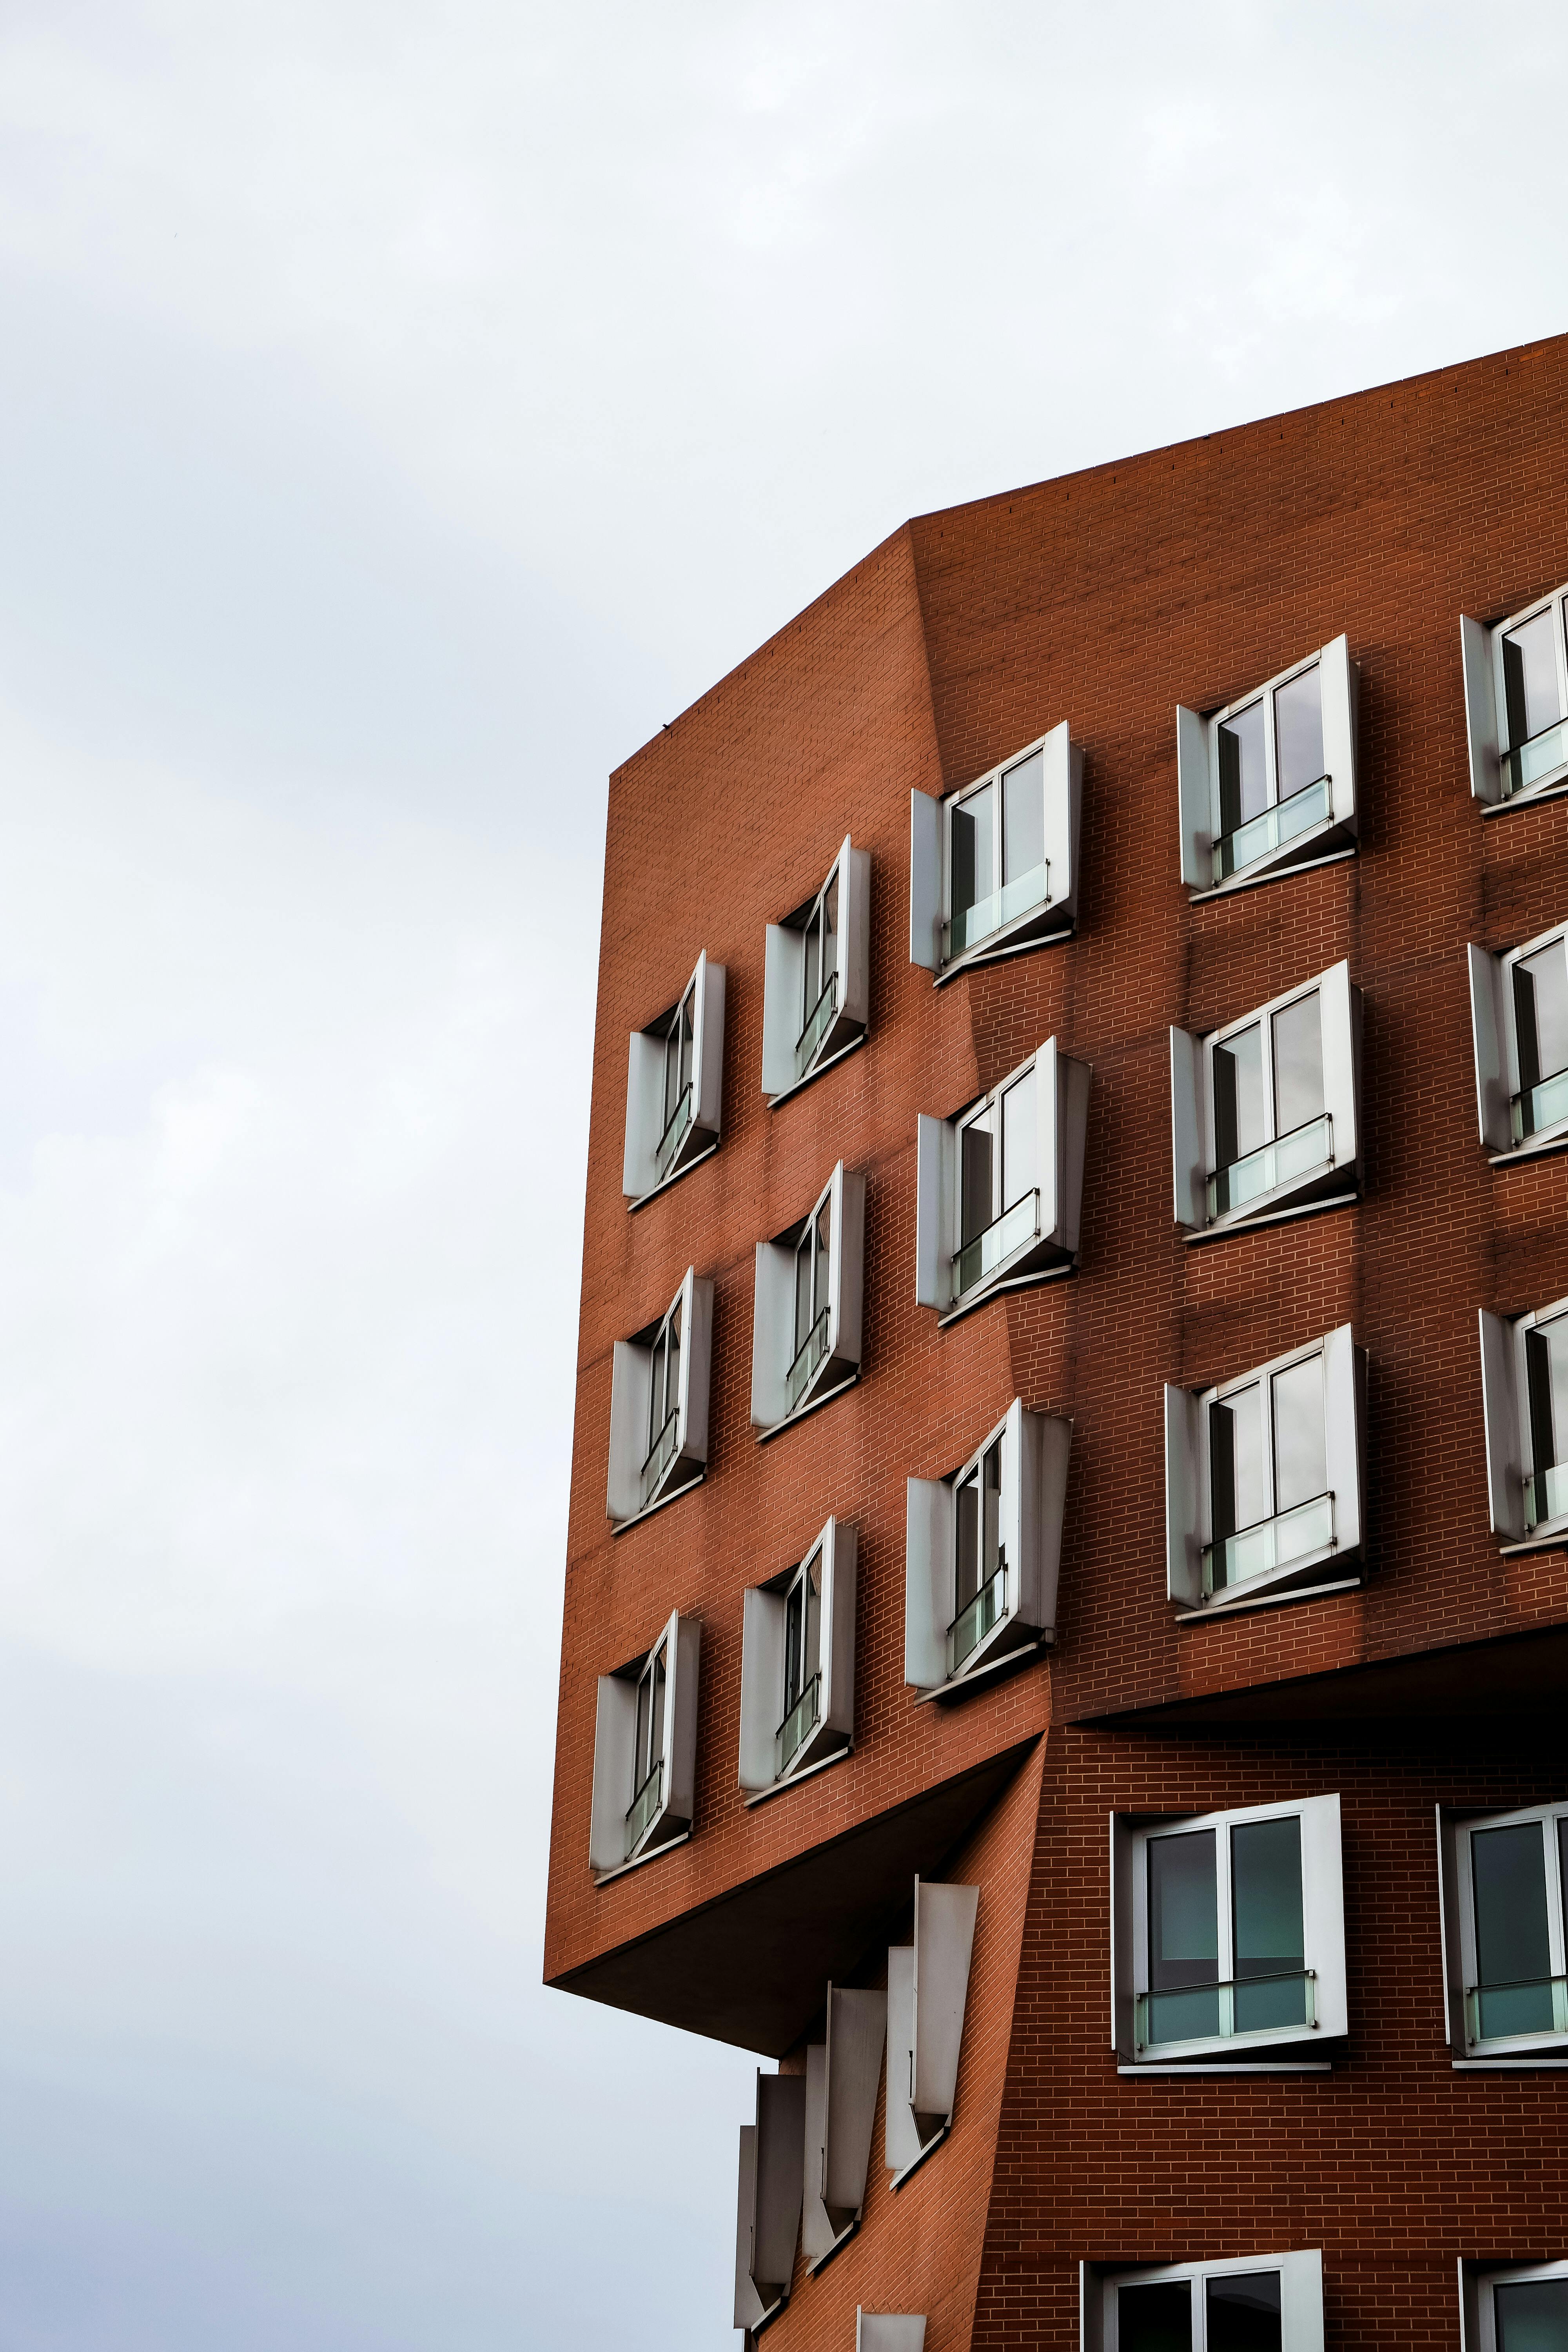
[[544, 333, 1568, 2351]]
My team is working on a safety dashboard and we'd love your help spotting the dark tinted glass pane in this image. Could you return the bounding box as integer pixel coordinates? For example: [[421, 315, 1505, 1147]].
[[1002, 751, 1045, 884], [1147, 1830, 1218, 2038], [1503, 609, 1563, 746], [794, 1232, 815, 1354], [1525, 1322, 1568, 1485], [955, 1471, 979, 1611], [1495, 2278, 1568, 2352], [804, 1564, 821, 1682], [1117, 2281, 1192, 2352], [1206, 2271, 1282, 2352], [821, 872, 838, 994], [1272, 991, 1325, 1134], [1232, 1816, 1306, 2031], [784, 1579, 804, 1710], [1473, 1820, 1553, 2036], [650, 1648, 666, 1762], [1274, 666, 1325, 799], [1218, 701, 1267, 834], [952, 785, 993, 918], [1213, 1024, 1265, 1167], [679, 993, 695, 1095], [1209, 1384, 1265, 1555], [961, 1120, 993, 1245]]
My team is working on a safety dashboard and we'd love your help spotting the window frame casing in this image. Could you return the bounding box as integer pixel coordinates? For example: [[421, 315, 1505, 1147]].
[[1164, 1325, 1366, 1617], [622, 951, 726, 1205], [1477, 1294, 1568, 1552], [1461, 2258, 1568, 2350], [1437, 1800, 1568, 2062], [908, 721, 1082, 980], [750, 1162, 866, 1434], [606, 1267, 713, 1528], [1170, 961, 1361, 1234], [737, 1517, 857, 1797], [915, 1036, 1091, 1322], [760, 838, 871, 1103], [1462, 582, 1568, 812], [1176, 635, 1358, 898], [1110, 1794, 1347, 2068], [1468, 922, 1568, 1163], [904, 1401, 1071, 1697], [588, 1609, 701, 1879], [802, 1985, 887, 2266], [1082, 2249, 1325, 2351]]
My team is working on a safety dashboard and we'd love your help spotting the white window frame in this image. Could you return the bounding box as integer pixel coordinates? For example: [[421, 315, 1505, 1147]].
[[732, 2070, 806, 2331], [751, 1163, 866, 1434], [1478, 1296, 1568, 1553], [884, 1878, 978, 2180], [606, 1268, 713, 1528], [1177, 635, 1358, 897], [1082, 2250, 1325, 2351], [1170, 962, 1361, 1234], [915, 1037, 1091, 1321], [1462, 581, 1568, 811], [1165, 1326, 1365, 1617], [1110, 1795, 1346, 2067], [908, 720, 1081, 980], [1462, 2259, 1568, 2351], [1468, 922, 1568, 1163], [622, 951, 726, 1205], [761, 838, 871, 1102], [905, 1401, 1070, 1697], [588, 1610, 701, 1880], [1437, 1800, 1568, 2062], [802, 1985, 887, 2267], [738, 1518, 857, 1797]]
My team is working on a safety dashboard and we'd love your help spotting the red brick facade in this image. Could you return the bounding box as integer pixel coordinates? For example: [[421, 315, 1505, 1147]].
[[546, 333, 1568, 2345]]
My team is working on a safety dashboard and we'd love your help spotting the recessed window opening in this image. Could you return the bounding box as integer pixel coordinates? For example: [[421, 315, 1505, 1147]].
[[911, 725, 1079, 978], [655, 980, 698, 1181], [627, 1639, 668, 1860], [1512, 935, 1568, 1145], [779, 1553, 823, 1778], [1499, 592, 1568, 799], [643, 1290, 683, 1510], [791, 1190, 833, 1414], [957, 1064, 1039, 1297], [1205, 1350, 1330, 1598], [952, 1428, 1005, 1677], [798, 865, 841, 1080], [1210, 988, 1328, 1218], [1459, 1805, 1568, 2050], [949, 748, 1048, 960], [1118, 2270, 1283, 2352], [1212, 662, 1327, 884], [1143, 1815, 1308, 2053]]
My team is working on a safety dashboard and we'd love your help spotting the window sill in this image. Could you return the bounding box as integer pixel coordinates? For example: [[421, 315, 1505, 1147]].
[[608, 1467, 705, 1537], [749, 2292, 788, 2338], [626, 1136, 719, 1214], [592, 1825, 691, 1886], [1175, 1569, 1362, 1625], [1118, 2060, 1333, 2075], [743, 1740, 852, 1808], [1481, 769, 1568, 816], [754, 1369, 859, 1444], [806, 2219, 859, 2277], [936, 1259, 1074, 1329], [766, 1027, 866, 1110], [1453, 2054, 1568, 2069], [1188, 839, 1356, 904], [1489, 1124, 1568, 1168], [933, 914, 1073, 988], [890, 2122, 949, 2190], [1186, 1186, 1358, 1245], [1499, 1529, 1568, 1557], [912, 1634, 1045, 1704]]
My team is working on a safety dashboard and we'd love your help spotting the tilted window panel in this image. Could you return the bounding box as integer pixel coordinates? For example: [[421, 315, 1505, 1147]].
[[1479, 1293, 1568, 1553], [622, 950, 726, 1202], [1461, 582, 1568, 811], [915, 1036, 1091, 1317], [908, 720, 1081, 975], [587, 1610, 701, 1878], [904, 1403, 1071, 1694], [885, 1878, 978, 2174], [760, 837, 871, 1098], [802, 1985, 887, 2263], [1468, 924, 1568, 1160], [1082, 2250, 1325, 2351], [1176, 634, 1358, 894], [1438, 1804, 1568, 2062], [737, 1518, 857, 1793], [751, 1164, 866, 1433], [605, 1269, 713, 1526]]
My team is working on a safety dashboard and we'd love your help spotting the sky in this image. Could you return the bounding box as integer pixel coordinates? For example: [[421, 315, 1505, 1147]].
[[0, 3, 1564, 2346]]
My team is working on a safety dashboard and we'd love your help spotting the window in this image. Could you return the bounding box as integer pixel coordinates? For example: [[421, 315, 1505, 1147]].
[[905, 1402, 1071, 1694], [915, 1038, 1091, 1319], [738, 1518, 856, 1795], [885, 1878, 978, 2180], [588, 1611, 701, 1877], [909, 720, 1081, 977], [1439, 1804, 1568, 2060], [1083, 2251, 1325, 2352], [1177, 635, 1358, 895], [1468, 924, 1568, 1160], [1463, 2261, 1568, 2351], [732, 2071, 806, 2332], [802, 1985, 887, 2266], [1462, 581, 1568, 809], [760, 838, 871, 1100], [1477, 1296, 1568, 1550], [1165, 1327, 1365, 1615], [751, 1164, 866, 1433], [1171, 963, 1361, 1232], [605, 1269, 713, 1526], [1110, 1796, 1346, 2065], [622, 951, 726, 1203]]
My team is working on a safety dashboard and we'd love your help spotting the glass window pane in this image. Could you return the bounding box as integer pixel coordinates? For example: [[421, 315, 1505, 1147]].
[[1525, 1321, 1568, 1480], [1274, 666, 1325, 799], [1514, 940, 1568, 1095], [634, 1671, 651, 1785], [1495, 2277, 1568, 2352], [1210, 1384, 1265, 1541], [802, 907, 822, 1013], [1002, 751, 1045, 884], [1232, 1816, 1305, 2031], [1213, 1024, 1266, 1167], [1001, 1071, 1036, 1211], [1503, 609, 1564, 746], [1473, 1821, 1554, 2036], [679, 992, 695, 1098], [804, 1561, 821, 1683], [1272, 991, 1325, 1135], [794, 1231, 815, 1355], [821, 871, 839, 993], [955, 1470, 979, 1611], [1147, 1829, 1219, 2041], [1271, 1356, 1327, 1513], [952, 785, 993, 920], [1217, 701, 1267, 834], [1206, 2272, 1283, 2352], [961, 1118, 994, 1245], [1117, 2281, 1192, 2352], [982, 1436, 1003, 1581], [784, 1577, 804, 1710], [650, 1646, 666, 1765], [663, 1025, 681, 1128]]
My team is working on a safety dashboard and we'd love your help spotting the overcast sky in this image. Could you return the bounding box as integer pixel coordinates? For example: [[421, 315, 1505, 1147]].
[[0, 4, 1564, 2347]]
